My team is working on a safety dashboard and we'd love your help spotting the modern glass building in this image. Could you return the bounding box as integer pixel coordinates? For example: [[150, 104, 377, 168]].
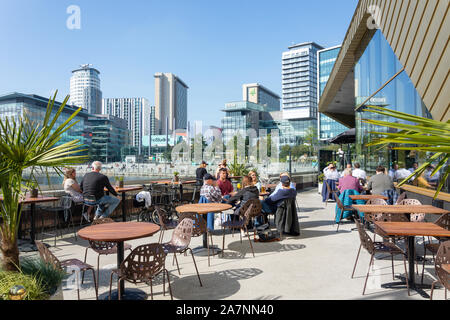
[[242, 83, 280, 112], [102, 97, 149, 155], [221, 101, 264, 143], [85, 114, 129, 163], [70, 64, 102, 115], [0, 92, 90, 151], [317, 46, 348, 140], [319, 0, 448, 175]]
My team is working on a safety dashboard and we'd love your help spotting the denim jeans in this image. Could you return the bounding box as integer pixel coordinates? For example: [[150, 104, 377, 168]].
[[95, 195, 120, 218]]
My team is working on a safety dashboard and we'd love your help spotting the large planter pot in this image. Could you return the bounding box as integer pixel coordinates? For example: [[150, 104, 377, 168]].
[[318, 183, 323, 195], [173, 176, 180, 182]]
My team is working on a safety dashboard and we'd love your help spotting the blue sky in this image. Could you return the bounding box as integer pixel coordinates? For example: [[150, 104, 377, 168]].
[[0, 0, 358, 127]]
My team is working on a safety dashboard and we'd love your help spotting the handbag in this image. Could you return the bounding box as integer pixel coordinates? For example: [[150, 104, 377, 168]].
[[256, 229, 281, 242]]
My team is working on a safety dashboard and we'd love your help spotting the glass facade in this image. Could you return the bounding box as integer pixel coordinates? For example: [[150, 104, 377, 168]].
[[175, 79, 188, 130], [70, 66, 102, 114], [354, 30, 432, 172], [318, 46, 348, 140], [221, 101, 262, 142]]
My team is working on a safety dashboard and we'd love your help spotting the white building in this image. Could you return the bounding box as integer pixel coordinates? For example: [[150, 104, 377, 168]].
[[70, 64, 102, 114]]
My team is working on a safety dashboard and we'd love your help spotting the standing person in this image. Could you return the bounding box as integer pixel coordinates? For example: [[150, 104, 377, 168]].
[[200, 174, 223, 203], [195, 161, 208, 186], [217, 168, 233, 200], [367, 165, 395, 195], [352, 163, 367, 182], [80, 161, 120, 220], [63, 167, 83, 203], [248, 170, 261, 191]]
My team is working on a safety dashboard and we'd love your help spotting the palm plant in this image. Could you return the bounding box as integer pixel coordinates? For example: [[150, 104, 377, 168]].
[[0, 92, 87, 271], [363, 105, 449, 199]]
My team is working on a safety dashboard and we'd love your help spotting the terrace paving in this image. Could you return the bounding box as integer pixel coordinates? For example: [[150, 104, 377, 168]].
[[18, 188, 447, 300]]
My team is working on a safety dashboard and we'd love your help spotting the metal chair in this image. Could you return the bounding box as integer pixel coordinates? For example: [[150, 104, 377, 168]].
[[351, 218, 410, 296], [430, 240, 450, 300], [80, 196, 99, 226], [40, 196, 76, 247], [161, 218, 203, 286], [239, 198, 263, 238], [108, 243, 172, 300], [155, 205, 178, 243], [324, 180, 337, 206], [222, 204, 256, 258], [82, 218, 132, 290], [35, 240, 98, 300], [334, 192, 358, 232], [395, 192, 407, 205]]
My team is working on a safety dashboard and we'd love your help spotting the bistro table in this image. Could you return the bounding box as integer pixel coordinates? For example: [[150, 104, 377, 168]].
[[176, 203, 232, 255], [348, 195, 388, 201], [105, 186, 142, 222], [374, 221, 450, 298], [0, 195, 59, 246], [78, 221, 160, 300]]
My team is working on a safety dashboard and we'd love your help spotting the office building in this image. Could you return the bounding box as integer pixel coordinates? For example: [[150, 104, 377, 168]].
[[319, 0, 448, 173], [317, 45, 348, 140], [143, 105, 156, 136], [242, 83, 280, 112], [69, 64, 102, 114], [154, 73, 188, 135], [102, 97, 149, 155]]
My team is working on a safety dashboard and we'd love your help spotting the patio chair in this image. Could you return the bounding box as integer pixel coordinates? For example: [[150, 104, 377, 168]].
[[82, 218, 132, 290], [154, 205, 178, 243], [161, 218, 203, 286], [421, 213, 450, 284], [238, 198, 263, 237], [80, 195, 99, 226], [108, 243, 172, 300], [395, 192, 407, 205], [324, 180, 338, 206], [334, 192, 358, 232], [221, 204, 255, 258], [35, 240, 98, 300], [351, 218, 410, 296], [40, 195, 76, 247], [430, 240, 450, 300], [179, 211, 214, 267]]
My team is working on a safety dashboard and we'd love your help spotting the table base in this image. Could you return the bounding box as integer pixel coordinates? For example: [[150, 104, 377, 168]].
[[99, 288, 148, 300], [191, 245, 223, 256], [381, 275, 441, 299]]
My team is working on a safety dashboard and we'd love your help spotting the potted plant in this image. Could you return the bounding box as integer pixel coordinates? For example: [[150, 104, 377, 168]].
[[318, 173, 324, 194], [30, 182, 39, 198], [0, 91, 87, 272], [173, 171, 180, 182], [115, 176, 124, 188]]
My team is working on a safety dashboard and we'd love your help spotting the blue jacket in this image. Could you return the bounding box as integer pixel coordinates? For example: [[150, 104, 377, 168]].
[[335, 189, 365, 223], [199, 195, 215, 231]]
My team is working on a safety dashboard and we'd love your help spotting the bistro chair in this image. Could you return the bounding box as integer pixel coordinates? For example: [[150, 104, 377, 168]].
[[82, 218, 132, 290], [222, 204, 256, 258], [179, 211, 215, 267], [161, 218, 203, 287], [80, 196, 99, 226], [108, 243, 172, 300], [324, 180, 338, 206], [364, 198, 388, 240], [334, 192, 358, 233], [395, 192, 407, 205], [430, 240, 450, 300], [35, 240, 98, 300], [421, 213, 450, 284], [40, 195, 76, 247], [351, 218, 410, 296], [239, 198, 263, 237], [155, 205, 178, 243]]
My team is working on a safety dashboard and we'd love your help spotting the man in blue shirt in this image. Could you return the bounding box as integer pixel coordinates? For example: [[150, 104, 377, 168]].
[[262, 175, 297, 215]]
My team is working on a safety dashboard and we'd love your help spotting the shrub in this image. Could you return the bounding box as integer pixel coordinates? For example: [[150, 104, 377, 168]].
[[0, 270, 48, 300], [20, 258, 65, 295]]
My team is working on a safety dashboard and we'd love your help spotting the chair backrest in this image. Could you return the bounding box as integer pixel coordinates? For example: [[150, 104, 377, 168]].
[[365, 198, 387, 222], [178, 212, 205, 237], [34, 240, 61, 270], [398, 199, 425, 222], [60, 196, 73, 210], [434, 240, 450, 291], [325, 181, 332, 195], [241, 204, 254, 226], [354, 219, 374, 254], [435, 213, 450, 231], [89, 218, 117, 252], [239, 198, 262, 218], [169, 218, 194, 248], [334, 192, 344, 210], [395, 192, 407, 205], [119, 243, 166, 283], [366, 198, 388, 205], [154, 205, 169, 230]]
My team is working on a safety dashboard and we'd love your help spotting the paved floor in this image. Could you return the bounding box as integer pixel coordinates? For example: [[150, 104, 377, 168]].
[[19, 188, 447, 300]]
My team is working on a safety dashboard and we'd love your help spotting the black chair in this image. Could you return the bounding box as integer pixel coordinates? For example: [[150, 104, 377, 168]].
[[40, 196, 76, 246]]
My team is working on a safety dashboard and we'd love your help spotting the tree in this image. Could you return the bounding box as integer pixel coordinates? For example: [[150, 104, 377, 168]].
[[0, 92, 87, 271]]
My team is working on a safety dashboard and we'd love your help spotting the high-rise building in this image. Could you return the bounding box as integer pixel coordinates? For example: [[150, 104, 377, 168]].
[[154, 73, 188, 135], [317, 45, 348, 140], [143, 105, 156, 136], [102, 97, 149, 155], [69, 64, 102, 114], [282, 42, 323, 120], [242, 83, 280, 112]]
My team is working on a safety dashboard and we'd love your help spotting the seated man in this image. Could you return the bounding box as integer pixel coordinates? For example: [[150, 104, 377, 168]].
[[367, 165, 394, 195], [200, 173, 222, 203], [262, 175, 297, 216], [80, 161, 120, 220], [217, 168, 233, 200], [272, 172, 296, 196], [338, 169, 363, 193]]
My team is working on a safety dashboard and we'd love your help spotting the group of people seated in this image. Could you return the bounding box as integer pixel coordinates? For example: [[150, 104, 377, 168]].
[[62, 161, 121, 221]]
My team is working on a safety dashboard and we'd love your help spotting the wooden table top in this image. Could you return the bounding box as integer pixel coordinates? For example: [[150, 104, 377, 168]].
[[78, 222, 160, 242], [104, 186, 142, 193], [176, 203, 232, 214], [352, 205, 450, 214], [374, 221, 450, 238], [349, 195, 388, 201], [0, 196, 59, 204]]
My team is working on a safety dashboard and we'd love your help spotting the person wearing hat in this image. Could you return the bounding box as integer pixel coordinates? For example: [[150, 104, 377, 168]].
[[199, 173, 223, 203], [195, 161, 208, 186], [262, 175, 297, 215]]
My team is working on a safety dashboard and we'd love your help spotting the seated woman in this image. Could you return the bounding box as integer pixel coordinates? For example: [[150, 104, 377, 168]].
[[226, 175, 259, 217], [63, 167, 83, 203], [248, 170, 261, 192], [338, 168, 363, 193]]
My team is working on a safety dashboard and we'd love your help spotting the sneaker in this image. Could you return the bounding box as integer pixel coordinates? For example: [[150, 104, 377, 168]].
[[82, 212, 91, 223], [93, 215, 100, 221]]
